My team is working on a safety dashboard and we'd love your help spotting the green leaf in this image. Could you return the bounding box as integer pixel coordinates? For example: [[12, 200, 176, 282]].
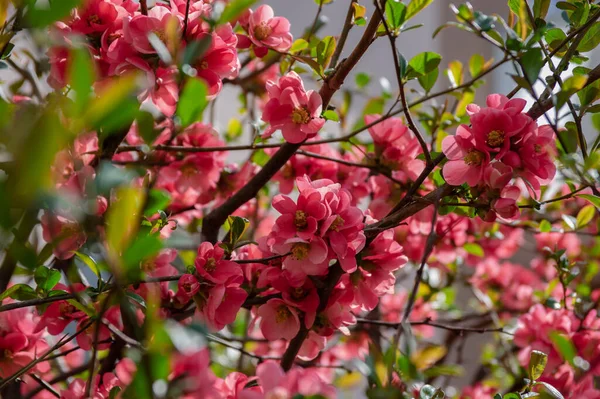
[[406, 0, 434, 21], [578, 22, 600, 52], [74, 251, 102, 278], [136, 111, 158, 144], [176, 78, 208, 127], [290, 39, 309, 53], [34, 266, 61, 292], [447, 60, 463, 86], [575, 204, 595, 229], [549, 331, 576, 366], [469, 54, 484, 77], [386, 0, 406, 29], [252, 149, 270, 166], [226, 216, 249, 248], [418, 68, 438, 92], [539, 220, 552, 233], [508, 0, 523, 16], [464, 242, 484, 257], [355, 72, 371, 88], [323, 110, 339, 122], [528, 350, 548, 381], [123, 234, 163, 276], [520, 48, 544, 85], [503, 394, 521, 399], [577, 194, 600, 209], [68, 48, 95, 116], [533, 0, 550, 19], [182, 36, 212, 66], [144, 189, 172, 217], [26, 0, 82, 27], [545, 28, 567, 53], [557, 74, 588, 110], [0, 284, 37, 302], [219, 0, 258, 24], [406, 52, 442, 80], [316, 36, 336, 70], [106, 187, 145, 263]]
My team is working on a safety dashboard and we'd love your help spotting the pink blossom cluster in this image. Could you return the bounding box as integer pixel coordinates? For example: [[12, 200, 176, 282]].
[[175, 242, 247, 331], [515, 304, 600, 373], [48, 0, 242, 115], [442, 94, 556, 221], [41, 132, 107, 260], [237, 5, 293, 58], [262, 72, 326, 143]]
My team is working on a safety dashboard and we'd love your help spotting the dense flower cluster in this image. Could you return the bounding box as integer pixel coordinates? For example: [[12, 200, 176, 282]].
[[442, 94, 556, 221]]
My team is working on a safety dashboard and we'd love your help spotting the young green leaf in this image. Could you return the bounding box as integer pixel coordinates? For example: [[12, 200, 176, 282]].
[[575, 204, 595, 229], [177, 78, 209, 127], [528, 350, 548, 381], [406, 0, 434, 21], [406, 52, 442, 80]]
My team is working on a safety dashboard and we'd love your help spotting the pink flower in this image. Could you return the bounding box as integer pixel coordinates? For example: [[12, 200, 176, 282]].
[[514, 304, 578, 371], [262, 72, 325, 143], [491, 185, 521, 220], [194, 33, 240, 97], [442, 125, 490, 186], [123, 6, 180, 54], [195, 242, 243, 285], [256, 298, 300, 341], [240, 360, 335, 399], [247, 5, 292, 57], [198, 284, 248, 331], [41, 212, 87, 260], [272, 190, 328, 240], [273, 236, 330, 277], [70, 0, 126, 35], [468, 95, 532, 158]]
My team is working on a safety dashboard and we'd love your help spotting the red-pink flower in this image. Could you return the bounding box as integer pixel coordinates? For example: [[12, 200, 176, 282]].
[[123, 6, 180, 54], [256, 298, 300, 341], [442, 125, 490, 186], [198, 284, 248, 331], [262, 72, 325, 143], [272, 190, 328, 240], [195, 242, 243, 285], [70, 0, 126, 35], [247, 5, 292, 57]]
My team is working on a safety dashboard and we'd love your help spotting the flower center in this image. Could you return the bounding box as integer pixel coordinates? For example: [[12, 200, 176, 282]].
[[88, 14, 101, 25], [291, 107, 311, 125], [486, 130, 505, 148], [534, 144, 542, 154], [1, 349, 12, 359], [204, 257, 217, 272], [464, 149, 485, 166], [59, 302, 75, 315], [199, 60, 208, 69], [253, 23, 273, 41], [153, 30, 167, 43], [329, 215, 345, 232], [275, 306, 292, 323], [282, 164, 294, 179], [291, 243, 310, 260], [294, 210, 308, 229], [291, 287, 307, 300]]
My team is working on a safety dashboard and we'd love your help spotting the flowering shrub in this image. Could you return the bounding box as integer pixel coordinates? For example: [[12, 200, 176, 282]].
[[0, 0, 600, 398]]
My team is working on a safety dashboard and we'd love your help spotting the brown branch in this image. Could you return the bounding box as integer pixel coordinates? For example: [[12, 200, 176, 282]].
[[356, 318, 513, 335], [330, 0, 357, 68]]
